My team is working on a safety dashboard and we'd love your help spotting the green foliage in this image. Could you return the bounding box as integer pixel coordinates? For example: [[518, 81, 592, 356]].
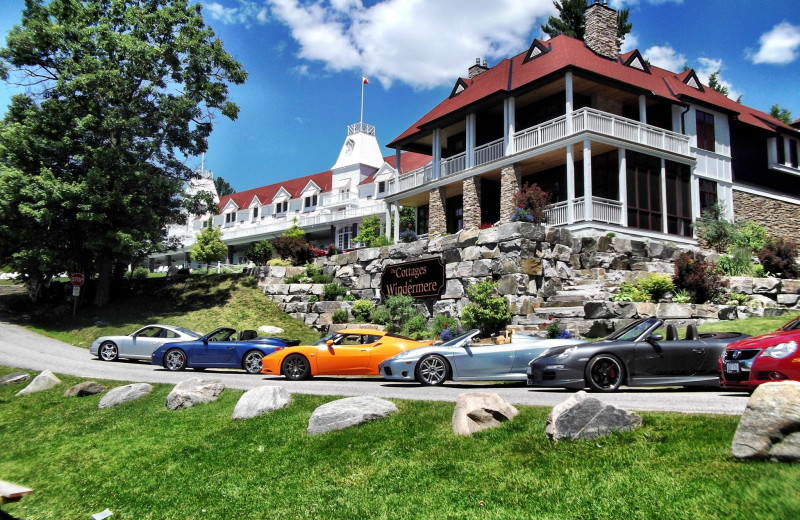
[[271, 236, 312, 265], [285, 262, 332, 285], [732, 221, 768, 253], [694, 203, 737, 252], [281, 218, 305, 239], [770, 104, 793, 124], [717, 246, 754, 276], [707, 71, 729, 96], [369, 305, 392, 327], [511, 183, 550, 224], [351, 299, 375, 322], [431, 314, 459, 338], [245, 240, 275, 267], [0, 0, 246, 306], [673, 289, 692, 304], [129, 266, 150, 280], [401, 313, 429, 340], [331, 309, 348, 324], [284, 274, 312, 284], [182, 191, 219, 216], [725, 292, 748, 306], [308, 294, 319, 303], [752, 264, 766, 278], [190, 225, 227, 271], [610, 282, 650, 302], [372, 294, 420, 334], [214, 176, 236, 196], [321, 283, 348, 301], [399, 206, 416, 231], [461, 281, 511, 336], [266, 258, 291, 266], [541, 0, 632, 46], [673, 252, 728, 304], [354, 214, 387, 248], [758, 236, 799, 279], [342, 293, 355, 302], [637, 274, 675, 301]]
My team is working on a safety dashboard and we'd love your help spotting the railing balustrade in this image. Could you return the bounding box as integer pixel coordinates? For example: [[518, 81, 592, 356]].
[[474, 138, 504, 166]]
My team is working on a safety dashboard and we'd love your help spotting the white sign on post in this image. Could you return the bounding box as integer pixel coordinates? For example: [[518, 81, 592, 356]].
[[72, 286, 81, 297]]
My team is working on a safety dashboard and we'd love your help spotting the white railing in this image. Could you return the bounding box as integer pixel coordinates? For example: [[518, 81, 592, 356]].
[[572, 108, 690, 155], [591, 196, 623, 224], [573, 197, 585, 221], [320, 192, 359, 206], [514, 115, 568, 152], [474, 138, 504, 166], [545, 200, 568, 226], [347, 122, 375, 136], [441, 152, 466, 177], [544, 196, 623, 226]]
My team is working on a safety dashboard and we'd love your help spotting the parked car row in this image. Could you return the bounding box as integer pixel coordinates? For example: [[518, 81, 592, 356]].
[[89, 316, 800, 392]]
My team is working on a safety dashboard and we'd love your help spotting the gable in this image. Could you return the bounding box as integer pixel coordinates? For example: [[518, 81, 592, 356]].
[[523, 39, 550, 64], [623, 50, 650, 73], [450, 78, 469, 98], [683, 69, 704, 92], [272, 187, 292, 202]]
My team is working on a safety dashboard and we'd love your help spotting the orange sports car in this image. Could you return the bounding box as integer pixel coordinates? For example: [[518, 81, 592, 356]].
[[260, 328, 434, 380]]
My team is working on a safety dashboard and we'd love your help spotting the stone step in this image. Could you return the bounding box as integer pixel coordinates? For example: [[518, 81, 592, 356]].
[[541, 300, 588, 308], [533, 306, 585, 319]]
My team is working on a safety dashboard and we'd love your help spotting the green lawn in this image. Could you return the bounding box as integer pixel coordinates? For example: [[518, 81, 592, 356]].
[[1, 367, 798, 520], [5, 274, 321, 347]]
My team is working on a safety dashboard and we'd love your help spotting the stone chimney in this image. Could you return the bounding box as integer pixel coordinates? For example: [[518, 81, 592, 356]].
[[468, 58, 488, 78], [585, 0, 618, 59]]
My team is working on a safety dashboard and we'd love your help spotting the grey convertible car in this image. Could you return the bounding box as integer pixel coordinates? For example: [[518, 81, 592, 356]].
[[379, 329, 584, 386], [527, 317, 749, 392], [90, 324, 202, 361]]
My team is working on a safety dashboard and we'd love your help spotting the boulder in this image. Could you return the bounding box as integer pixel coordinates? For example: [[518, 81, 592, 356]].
[[308, 396, 397, 434], [752, 277, 780, 295], [15, 370, 60, 396], [233, 386, 291, 420], [64, 381, 106, 397], [731, 381, 800, 461], [584, 301, 614, 319], [165, 378, 224, 410], [98, 383, 153, 409], [452, 392, 519, 436], [0, 371, 29, 386], [546, 391, 642, 441], [656, 303, 692, 319]]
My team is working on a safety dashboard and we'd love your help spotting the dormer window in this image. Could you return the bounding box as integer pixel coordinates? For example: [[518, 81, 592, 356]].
[[523, 39, 550, 63], [304, 194, 318, 208], [277, 201, 288, 213], [252, 207, 259, 220], [225, 212, 236, 224], [378, 181, 386, 194], [449, 78, 468, 98], [623, 50, 650, 73], [683, 70, 704, 92]]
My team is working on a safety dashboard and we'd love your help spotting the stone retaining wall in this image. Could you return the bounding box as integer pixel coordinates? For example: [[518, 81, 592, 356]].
[[255, 223, 800, 336], [733, 190, 800, 246]]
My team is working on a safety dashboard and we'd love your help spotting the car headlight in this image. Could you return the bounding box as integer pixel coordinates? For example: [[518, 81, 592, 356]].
[[555, 346, 578, 360], [761, 341, 798, 359], [544, 364, 566, 370]]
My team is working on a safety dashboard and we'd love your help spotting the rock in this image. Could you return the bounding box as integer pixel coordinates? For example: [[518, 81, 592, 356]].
[[233, 386, 291, 420], [0, 371, 29, 386], [165, 378, 225, 410], [633, 302, 657, 318], [452, 392, 519, 436], [15, 370, 60, 396], [64, 381, 106, 397], [584, 301, 614, 319], [98, 383, 153, 409], [656, 303, 692, 319], [717, 306, 738, 320], [731, 381, 800, 461], [308, 396, 398, 434], [782, 279, 800, 294], [258, 325, 285, 334], [752, 277, 780, 295], [546, 391, 642, 441]]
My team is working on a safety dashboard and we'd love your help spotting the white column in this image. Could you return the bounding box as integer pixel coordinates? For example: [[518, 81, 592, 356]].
[[660, 158, 668, 234], [432, 129, 442, 179], [566, 144, 575, 224], [394, 149, 402, 193], [466, 113, 476, 169], [784, 137, 792, 166], [393, 202, 400, 243], [583, 139, 593, 221], [618, 149, 628, 227], [503, 97, 516, 156], [639, 95, 647, 124], [565, 72, 574, 134], [689, 171, 699, 238], [385, 203, 392, 239]]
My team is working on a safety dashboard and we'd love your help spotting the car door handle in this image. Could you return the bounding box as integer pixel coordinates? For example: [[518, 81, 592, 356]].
[[360, 349, 368, 352], [692, 348, 704, 353], [228, 347, 235, 350]]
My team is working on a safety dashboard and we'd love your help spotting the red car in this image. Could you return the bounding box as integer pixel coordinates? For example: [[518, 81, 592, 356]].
[[720, 315, 800, 390]]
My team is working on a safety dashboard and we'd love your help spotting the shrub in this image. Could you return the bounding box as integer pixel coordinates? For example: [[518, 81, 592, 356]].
[[304, 262, 333, 284], [610, 282, 649, 302], [511, 182, 550, 225], [245, 239, 275, 266], [461, 281, 511, 337], [130, 266, 150, 280], [431, 314, 462, 340], [267, 258, 291, 266], [322, 282, 348, 301], [672, 289, 692, 304], [308, 295, 319, 303], [284, 274, 313, 284], [332, 309, 349, 324], [272, 236, 313, 265], [369, 305, 392, 327], [281, 218, 305, 239], [546, 318, 572, 339], [752, 264, 766, 277], [351, 299, 375, 322], [326, 244, 339, 256], [758, 236, 799, 279], [733, 221, 768, 253], [401, 313, 429, 340], [381, 294, 421, 334], [673, 252, 727, 304], [725, 292, 748, 306], [694, 203, 737, 253], [399, 229, 418, 243], [637, 274, 675, 301], [343, 293, 355, 301], [354, 215, 386, 248], [439, 323, 464, 341], [717, 246, 754, 276]]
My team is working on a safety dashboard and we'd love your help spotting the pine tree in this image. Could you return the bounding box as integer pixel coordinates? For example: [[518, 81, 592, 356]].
[[541, 0, 632, 47]]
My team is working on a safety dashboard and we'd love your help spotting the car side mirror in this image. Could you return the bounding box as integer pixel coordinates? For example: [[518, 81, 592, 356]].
[[326, 340, 334, 347], [647, 334, 663, 343]]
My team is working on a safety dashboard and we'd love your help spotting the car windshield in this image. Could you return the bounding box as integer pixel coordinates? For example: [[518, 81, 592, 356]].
[[206, 328, 235, 341], [605, 318, 660, 341], [175, 327, 201, 338], [780, 316, 800, 331], [439, 329, 481, 347]]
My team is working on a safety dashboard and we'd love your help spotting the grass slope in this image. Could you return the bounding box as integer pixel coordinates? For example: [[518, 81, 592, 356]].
[[1, 367, 799, 520], [8, 274, 320, 347]]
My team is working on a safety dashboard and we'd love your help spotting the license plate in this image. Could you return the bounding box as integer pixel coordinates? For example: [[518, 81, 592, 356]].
[[726, 362, 740, 374]]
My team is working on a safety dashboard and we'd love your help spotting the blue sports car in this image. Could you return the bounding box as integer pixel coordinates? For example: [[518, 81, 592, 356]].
[[151, 327, 299, 374], [378, 329, 585, 386]]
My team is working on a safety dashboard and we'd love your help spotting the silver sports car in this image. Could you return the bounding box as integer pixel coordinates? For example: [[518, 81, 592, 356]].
[[89, 324, 201, 362], [378, 329, 584, 385]]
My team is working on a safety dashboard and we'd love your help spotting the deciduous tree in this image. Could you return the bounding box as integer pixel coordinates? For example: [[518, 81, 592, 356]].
[[770, 104, 793, 125], [190, 225, 227, 271], [0, 0, 246, 305]]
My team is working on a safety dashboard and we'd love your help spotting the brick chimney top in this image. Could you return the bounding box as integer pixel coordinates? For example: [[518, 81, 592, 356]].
[[585, 0, 618, 59], [468, 58, 489, 78]]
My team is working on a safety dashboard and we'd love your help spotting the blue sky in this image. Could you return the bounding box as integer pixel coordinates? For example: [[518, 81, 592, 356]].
[[2, 0, 799, 193]]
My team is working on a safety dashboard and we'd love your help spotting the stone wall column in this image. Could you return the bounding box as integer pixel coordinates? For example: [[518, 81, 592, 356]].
[[500, 164, 521, 224], [463, 176, 482, 229], [428, 187, 447, 236]]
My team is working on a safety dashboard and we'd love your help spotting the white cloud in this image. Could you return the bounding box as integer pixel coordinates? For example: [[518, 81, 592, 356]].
[[203, 1, 270, 27], [695, 57, 741, 101], [747, 21, 800, 65], [266, 0, 557, 90], [642, 44, 685, 71], [620, 32, 638, 54]]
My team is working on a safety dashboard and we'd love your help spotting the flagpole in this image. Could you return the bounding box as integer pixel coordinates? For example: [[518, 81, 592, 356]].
[[360, 78, 365, 126]]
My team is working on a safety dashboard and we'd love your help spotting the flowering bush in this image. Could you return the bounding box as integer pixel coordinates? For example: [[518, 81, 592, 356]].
[[479, 222, 493, 229], [673, 252, 727, 303], [758, 236, 799, 279], [399, 229, 418, 243], [326, 244, 339, 256], [545, 317, 572, 339], [439, 322, 464, 341], [510, 182, 550, 225]]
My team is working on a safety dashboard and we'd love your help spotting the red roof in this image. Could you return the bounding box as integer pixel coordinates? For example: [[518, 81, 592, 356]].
[[390, 34, 797, 146]]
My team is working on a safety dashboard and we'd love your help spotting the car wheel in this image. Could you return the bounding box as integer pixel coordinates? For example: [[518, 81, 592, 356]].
[[282, 354, 311, 381], [584, 354, 625, 392], [163, 348, 187, 371], [416, 354, 449, 386], [99, 341, 119, 361], [242, 350, 264, 374]]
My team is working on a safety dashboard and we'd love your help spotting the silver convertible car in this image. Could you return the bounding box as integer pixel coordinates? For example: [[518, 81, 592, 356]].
[[90, 324, 201, 361], [378, 329, 584, 385]]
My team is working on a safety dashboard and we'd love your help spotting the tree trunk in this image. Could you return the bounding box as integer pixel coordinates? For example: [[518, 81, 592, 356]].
[[93, 259, 113, 307]]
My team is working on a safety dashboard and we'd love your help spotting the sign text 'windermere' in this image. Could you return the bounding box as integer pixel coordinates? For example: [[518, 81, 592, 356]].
[[380, 257, 445, 299]]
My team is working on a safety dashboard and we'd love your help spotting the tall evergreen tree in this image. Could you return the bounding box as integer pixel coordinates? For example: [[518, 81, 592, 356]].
[[707, 71, 729, 97], [541, 0, 632, 47], [215, 176, 236, 196], [0, 0, 246, 305], [770, 104, 793, 124]]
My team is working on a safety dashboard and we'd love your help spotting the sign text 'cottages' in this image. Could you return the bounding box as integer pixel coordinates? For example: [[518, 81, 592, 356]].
[[380, 258, 445, 299]]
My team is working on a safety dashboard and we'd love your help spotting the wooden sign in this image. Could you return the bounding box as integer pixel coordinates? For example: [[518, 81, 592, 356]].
[[380, 257, 445, 299]]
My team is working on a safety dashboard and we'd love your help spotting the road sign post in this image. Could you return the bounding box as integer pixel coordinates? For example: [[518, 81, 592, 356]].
[[71, 273, 84, 317]]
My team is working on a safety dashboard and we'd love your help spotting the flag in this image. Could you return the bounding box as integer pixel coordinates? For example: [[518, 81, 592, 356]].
[[362, 76, 369, 85]]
